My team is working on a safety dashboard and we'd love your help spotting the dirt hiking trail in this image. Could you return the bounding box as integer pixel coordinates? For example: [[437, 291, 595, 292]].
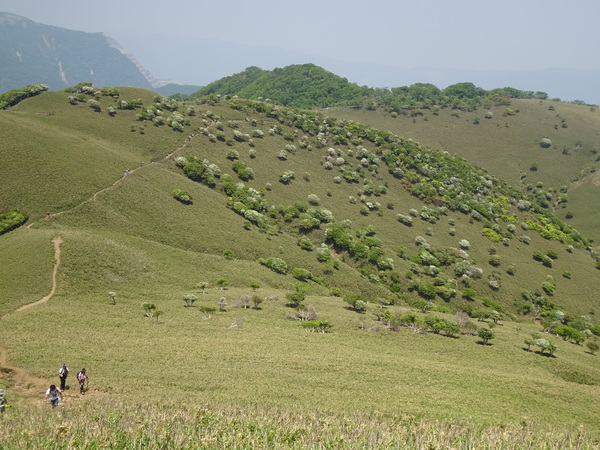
[[17, 236, 62, 312]]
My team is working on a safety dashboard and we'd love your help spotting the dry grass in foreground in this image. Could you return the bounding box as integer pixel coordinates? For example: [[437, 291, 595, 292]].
[[0, 398, 595, 449]]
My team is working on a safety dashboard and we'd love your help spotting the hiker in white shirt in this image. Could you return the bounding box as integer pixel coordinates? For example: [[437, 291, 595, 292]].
[[45, 384, 62, 407]]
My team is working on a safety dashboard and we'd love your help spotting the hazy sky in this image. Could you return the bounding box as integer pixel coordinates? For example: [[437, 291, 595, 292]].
[[3, 0, 600, 90]]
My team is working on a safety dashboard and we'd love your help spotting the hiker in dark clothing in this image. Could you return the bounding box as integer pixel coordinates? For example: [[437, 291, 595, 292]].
[[58, 363, 69, 390]]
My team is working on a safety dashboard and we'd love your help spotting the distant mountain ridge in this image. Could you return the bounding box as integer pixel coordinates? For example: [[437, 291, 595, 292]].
[[0, 12, 154, 91]]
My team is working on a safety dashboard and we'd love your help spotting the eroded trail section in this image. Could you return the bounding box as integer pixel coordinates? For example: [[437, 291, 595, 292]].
[[17, 236, 63, 312]]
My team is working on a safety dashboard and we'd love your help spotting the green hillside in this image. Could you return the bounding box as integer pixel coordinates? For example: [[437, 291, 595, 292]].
[[328, 98, 600, 244], [193, 64, 600, 245], [191, 64, 371, 108], [1, 86, 599, 447]]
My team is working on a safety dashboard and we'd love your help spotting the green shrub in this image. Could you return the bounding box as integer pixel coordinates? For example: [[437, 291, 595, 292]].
[[0, 209, 28, 235], [172, 189, 192, 204], [477, 328, 495, 345], [291, 267, 312, 281], [259, 257, 289, 274], [301, 320, 333, 333]]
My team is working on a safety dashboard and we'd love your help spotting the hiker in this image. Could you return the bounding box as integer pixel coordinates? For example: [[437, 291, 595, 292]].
[[77, 368, 88, 394], [58, 363, 69, 390], [0, 390, 8, 413], [45, 384, 62, 407]]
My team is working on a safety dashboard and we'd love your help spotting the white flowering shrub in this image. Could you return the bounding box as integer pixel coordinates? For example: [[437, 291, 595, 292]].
[[278, 151, 288, 160], [333, 176, 342, 184], [415, 236, 427, 246], [519, 235, 531, 244], [459, 239, 471, 249], [174, 156, 187, 167], [307, 194, 320, 205], [279, 170, 295, 184], [316, 244, 332, 262], [409, 208, 418, 217], [391, 167, 404, 179], [243, 209, 265, 227], [458, 250, 469, 259], [87, 99, 101, 112], [323, 161, 333, 170], [377, 258, 394, 270], [233, 130, 248, 142], [488, 280, 501, 290], [397, 214, 413, 226]]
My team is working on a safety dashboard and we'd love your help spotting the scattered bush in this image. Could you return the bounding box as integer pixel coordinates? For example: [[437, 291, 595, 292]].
[[172, 189, 192, 204]]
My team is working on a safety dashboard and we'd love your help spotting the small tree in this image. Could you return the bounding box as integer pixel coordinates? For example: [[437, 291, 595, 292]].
[[286, 291, 305, 308], [586, 341, 599, 355], [216, 278, 230, 290], [142, 303, 156, 317], [249, 282, 261, 291], [196, 282, 209, 294], [240, 295, 251, 309], [153, 309, 163, 323], [218, 297, 227, 311], [252, 295, 263, 309], [198, 305, 216, 319], [183, 294, 197, 307], [344, 293, 367, 312], [477, 327, 495, 345], [490, 310, 503, 324], [107, 291, 117, 305]]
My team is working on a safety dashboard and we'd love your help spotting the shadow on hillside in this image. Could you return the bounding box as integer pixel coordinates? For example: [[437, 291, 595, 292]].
[[521, 348, 557, 358]]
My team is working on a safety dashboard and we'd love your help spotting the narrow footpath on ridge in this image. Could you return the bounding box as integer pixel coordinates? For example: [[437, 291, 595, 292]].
[[26, 137, 191, 228]]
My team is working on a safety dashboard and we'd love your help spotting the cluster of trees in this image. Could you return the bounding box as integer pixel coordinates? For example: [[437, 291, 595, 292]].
[[0, 84, 47, 109], [188, 64, 554, 113]]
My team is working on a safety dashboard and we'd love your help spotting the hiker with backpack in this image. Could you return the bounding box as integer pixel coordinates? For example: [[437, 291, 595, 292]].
[[58, 363, 69, 390], [45, 384, 62, 407], [0, 390, 8, 413], [77, 368, 88, 394]]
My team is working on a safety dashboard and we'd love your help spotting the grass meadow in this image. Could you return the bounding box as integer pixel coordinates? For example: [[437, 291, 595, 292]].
[[1, 90, 600, 447]]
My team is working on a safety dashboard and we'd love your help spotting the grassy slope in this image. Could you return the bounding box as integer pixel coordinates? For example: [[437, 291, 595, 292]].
[[327, 99, 600, 243], [0, 88, 182, 221], [0, 90, 599, 444]]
